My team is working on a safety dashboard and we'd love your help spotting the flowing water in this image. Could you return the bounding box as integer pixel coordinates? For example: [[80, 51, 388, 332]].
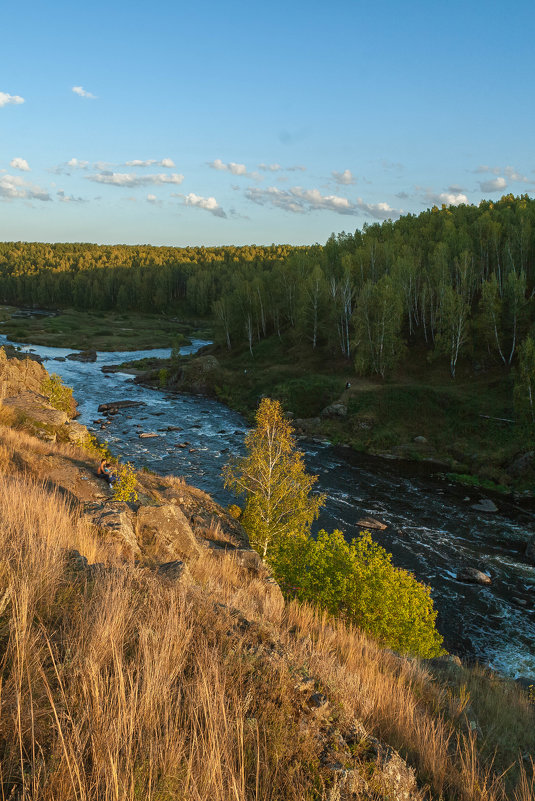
[[4, 335, 535, 679]]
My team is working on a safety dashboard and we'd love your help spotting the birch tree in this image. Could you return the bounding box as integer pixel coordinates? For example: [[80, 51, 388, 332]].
[[223, 398, 324, 559]]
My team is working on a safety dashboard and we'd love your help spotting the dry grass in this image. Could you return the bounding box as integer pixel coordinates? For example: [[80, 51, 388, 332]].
[[0, 460, 533, 799]]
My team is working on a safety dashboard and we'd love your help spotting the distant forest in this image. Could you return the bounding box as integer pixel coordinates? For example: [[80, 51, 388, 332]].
[[1, 193, 535, 378]]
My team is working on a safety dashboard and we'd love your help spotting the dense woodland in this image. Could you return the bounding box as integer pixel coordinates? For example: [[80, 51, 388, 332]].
[[2, 194, 535, 382]]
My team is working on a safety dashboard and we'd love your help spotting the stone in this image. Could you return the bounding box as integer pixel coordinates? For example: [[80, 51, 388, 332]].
[[321, 401, 347, 418], [64, 548, 88, 572], [65, 421, 88, 445], [456, 567, 492, 585], [156, 560, 190, 582], [66, 349, 97, 362], [471, 498, 498, 513], [413, 435, 428, 444], [357, 517, 387, 530], [97, 400, 145, 413], [308, 692, 328, 708], [136, 504, 201, 562], [84, 502, 140, 561], [139, 432, 159, 438]]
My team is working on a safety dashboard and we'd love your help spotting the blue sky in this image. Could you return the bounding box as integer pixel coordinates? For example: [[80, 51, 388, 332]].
[[1, 0, 534, 246]]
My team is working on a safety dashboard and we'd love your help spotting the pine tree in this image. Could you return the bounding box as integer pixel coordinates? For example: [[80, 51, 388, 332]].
[[223, 398, 325, 558]]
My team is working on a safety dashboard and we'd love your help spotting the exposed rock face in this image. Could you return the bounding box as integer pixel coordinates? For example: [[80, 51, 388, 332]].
[[136, 504, 201, 562], [456, 567, 492, 585], [85, 502, 140, 560], [66, 350, 97, 362], [155, 560, 191, 583], [2, 390, 70, 426]]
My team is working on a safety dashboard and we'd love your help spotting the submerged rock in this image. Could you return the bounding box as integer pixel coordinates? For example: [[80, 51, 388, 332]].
[[66, 350, 97, 362], [456, 567, 492, 585], [357, 517, 387, 530], [471, 498, 498, 513]]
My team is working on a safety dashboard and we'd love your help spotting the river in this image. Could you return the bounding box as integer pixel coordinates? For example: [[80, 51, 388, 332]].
[[3, 336, 535, 679]]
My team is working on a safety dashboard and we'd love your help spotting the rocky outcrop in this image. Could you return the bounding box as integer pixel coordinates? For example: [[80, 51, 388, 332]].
[[136, 503, 201, 562], [85, 502, 141, 560]]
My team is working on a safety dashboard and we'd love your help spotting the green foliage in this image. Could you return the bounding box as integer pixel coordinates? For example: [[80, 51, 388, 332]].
[[112, 462, 139, 503], [271, 375, 341, 417], [40, 373, 74, 414], [81, 432, 112, 461], [224, 398, 325, 558], [271, 528, 444, 658], [158, 368, 169, 387]]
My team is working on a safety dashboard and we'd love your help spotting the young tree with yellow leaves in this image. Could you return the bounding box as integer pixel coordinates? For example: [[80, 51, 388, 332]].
[[223, 398, 325, 559]]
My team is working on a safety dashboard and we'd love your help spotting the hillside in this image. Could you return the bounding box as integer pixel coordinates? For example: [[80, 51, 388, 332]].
[[0, 352, 533, 800]]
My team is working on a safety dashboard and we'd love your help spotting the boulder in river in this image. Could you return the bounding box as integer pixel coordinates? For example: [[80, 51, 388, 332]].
[[66, 349, 97, 362], [471, 498, 498, 513], [357, 517, 387, 530], [139, 432, 159, 439], [456, 567, 492, 585], [98, 400, 145, 413]]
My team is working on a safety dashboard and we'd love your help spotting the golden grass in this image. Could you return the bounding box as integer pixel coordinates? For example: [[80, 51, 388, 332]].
[[0, 442, 532, 799]]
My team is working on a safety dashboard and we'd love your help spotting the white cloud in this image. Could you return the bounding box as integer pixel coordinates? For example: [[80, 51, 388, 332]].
[[258, 163, 282, 172], [332, 169, 356, 185], [0, 91, 24, 107], [258, 163, 306, 173], [423, 189, 469, 206], [10, 157, 30, 172], [125, 158, 176, 168], [245, 185, 398, 219], [57, 190, 86, 203], [50, 157, 89, 175], [474, 165, 529, 183], [479, 177, 507, 193], [72, 85, 97, 99], [209, 158, 248, 176], [0, 174, 50, 201], [182, 192, 226, 218], [68, 158, 89, 169], [147, 193, 158, 204], [87, 172, 184, 187]]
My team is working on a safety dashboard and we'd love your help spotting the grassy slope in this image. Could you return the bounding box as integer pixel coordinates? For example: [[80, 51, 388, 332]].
[[0, 442, 534, 800], [0, 354, 533, 799]]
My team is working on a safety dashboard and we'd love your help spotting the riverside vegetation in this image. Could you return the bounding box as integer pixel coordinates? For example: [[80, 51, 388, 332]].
[[0, 348, 534, 798], [5, 195, 531, 488]]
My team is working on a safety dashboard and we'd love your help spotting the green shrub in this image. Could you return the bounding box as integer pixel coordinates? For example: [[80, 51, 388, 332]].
[[271, 375, 341, 417], [41, 373, 75, 415], [271, 528, 444, 658]]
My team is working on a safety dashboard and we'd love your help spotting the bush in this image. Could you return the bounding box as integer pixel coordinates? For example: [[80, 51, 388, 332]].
[[271, 528, 444, 658], [112, 461, 138, 502], [40, 373, 75, 415]]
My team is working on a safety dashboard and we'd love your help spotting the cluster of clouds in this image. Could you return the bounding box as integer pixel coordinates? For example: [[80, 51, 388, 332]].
[[245, 186, 398, 220], [88, 172, 184, 188], [0, 174, 50, 202], [473, 164, 532, 194]]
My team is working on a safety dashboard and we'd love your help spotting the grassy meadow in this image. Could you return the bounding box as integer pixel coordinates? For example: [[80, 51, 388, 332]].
[[0, 306, 209, 351]]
